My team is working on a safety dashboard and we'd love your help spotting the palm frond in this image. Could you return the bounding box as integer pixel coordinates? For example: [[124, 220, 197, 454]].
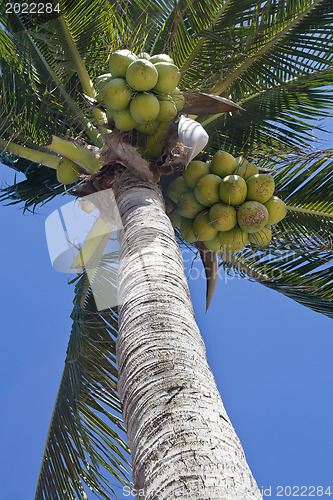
[[35, 256, 132, 500], [202, 69, 333, 152], [0, 160, 63, 212]]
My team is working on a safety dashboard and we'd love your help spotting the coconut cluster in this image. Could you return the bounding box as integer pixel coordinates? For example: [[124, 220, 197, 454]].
[[96, 49, 184, 135], [167, 151, 287, 253]]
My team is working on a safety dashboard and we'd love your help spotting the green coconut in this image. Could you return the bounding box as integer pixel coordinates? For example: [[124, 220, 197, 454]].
[[210, 151, 236, 177], [135, 120, 159, 136], [109, 49, 137, 78], [57, 158, 82, 185], [194, 174, 221, 206], [219, 226, 249, 253], [138, 52, 150, 60], [113, 108, 138, 131], [102, 78, 132, 110], [246, 174, 275, 203], [235, 157, 249, 168], [219, 175, 247, 206], [183, 160, 210, 188], [126, 59, 158, 91], [180, 217, 197, 243], [156, 95, 178, 122], [143, 120, 170, 159], [169, 211, 182, 228], [248, 227, 272, 246], [170, 88, 185, 111], [237, 201, 268, 233], [149, 54, 174, 64], [95, 73, 114, 94], [177, 192, 205, 219], [153, 63, 181, 94], [167, 176, 190, 203], [193, 210, 218, 241], [264, 196, 287, 226], [129, 92, 160, 124], [234, 162, 259, 180], [203, 234, 222, 253], [105, 107, 115, 123], [209, 203, 237, 231]]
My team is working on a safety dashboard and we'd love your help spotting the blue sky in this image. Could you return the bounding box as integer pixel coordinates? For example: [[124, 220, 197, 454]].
[[0, 121, 332, 499]]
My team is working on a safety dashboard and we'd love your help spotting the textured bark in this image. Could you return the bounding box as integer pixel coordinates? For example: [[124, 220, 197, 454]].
[[114, 171, 263, 500]]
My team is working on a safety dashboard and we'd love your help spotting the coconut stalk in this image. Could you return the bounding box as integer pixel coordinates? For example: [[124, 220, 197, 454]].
[[46, 136, 102, 173], [0, 139, 60, 169]]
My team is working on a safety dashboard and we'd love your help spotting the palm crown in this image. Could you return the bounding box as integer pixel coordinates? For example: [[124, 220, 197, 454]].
[[1, 0, 332, 498]]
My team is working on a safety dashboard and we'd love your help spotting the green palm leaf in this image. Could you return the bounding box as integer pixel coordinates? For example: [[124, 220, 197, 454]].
[[35, 258, 132, 500], [203, 69, 333, 152]]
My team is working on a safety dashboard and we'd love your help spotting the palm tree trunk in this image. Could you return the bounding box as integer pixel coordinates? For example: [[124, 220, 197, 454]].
[[114, 171, 262, 500]]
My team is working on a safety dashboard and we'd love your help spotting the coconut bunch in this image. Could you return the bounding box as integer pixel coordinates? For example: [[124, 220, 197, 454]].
[[96, 50, 184, 144], [167, 151, 287, 253]]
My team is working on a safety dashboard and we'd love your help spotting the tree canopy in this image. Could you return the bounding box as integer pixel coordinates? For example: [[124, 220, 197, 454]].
[[0, 0, 332, 498]]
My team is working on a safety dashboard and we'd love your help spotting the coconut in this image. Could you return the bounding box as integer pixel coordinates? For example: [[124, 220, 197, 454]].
[[246, 174, 275, 203], [126, 59, 158, 91], [167, 176, 190, 203], [169, 211, 182, 228], [219, 226, 249, 253], [135, 120, 159, 136], [57, 158, 82, 185], [129, 92, 160, 124], [193, 210, 218, 241], [177, 192, 205, 219], [156, 95, 178, 122], [102, 78, 132, 110], [109, 49, 137, 78], [234, 162, 259, 180], [248, 227, 272, 246], [219, 175, 247, 206], [237, 201, 268, 233], [150, 54, 174, 64], [113, 109, 138, 131], [138, 52, 150, 60], [95, 73, 114, 94], [106, 107, 115, 123], [203, 234, 222, 253], [235, 157, 249, 168], [209, 203, 237, 231], [183, 161, 210, 188], [194, 174, 221, 206], [170, 88, 185, 111], [210, 151, 236, 177], [180, 217, 197, 243], [153, 63, 181, 94], [264, 196, 287, 226]]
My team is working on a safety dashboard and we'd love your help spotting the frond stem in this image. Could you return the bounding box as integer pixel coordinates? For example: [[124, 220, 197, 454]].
[[46, 136, 102, 173], [0, 138, 59, 169], [286, 205, 333, 219]]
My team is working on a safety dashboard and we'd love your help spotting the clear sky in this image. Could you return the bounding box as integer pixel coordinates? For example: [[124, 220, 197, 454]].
[[0, 119, 332, 499]]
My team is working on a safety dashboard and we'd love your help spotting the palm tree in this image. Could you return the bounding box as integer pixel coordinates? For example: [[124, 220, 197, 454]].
[[1, 0, 332, 498]]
